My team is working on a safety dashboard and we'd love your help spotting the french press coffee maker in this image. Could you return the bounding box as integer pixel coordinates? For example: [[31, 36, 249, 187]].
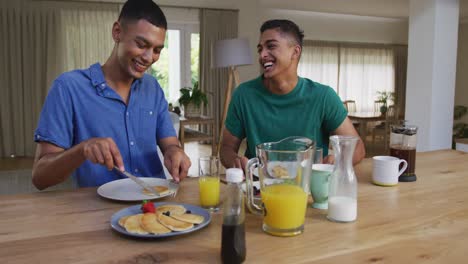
[[389, 121, 418, 182]]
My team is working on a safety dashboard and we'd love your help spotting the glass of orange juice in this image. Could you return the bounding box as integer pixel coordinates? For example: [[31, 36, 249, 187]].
[[198, 156, 220, 212]]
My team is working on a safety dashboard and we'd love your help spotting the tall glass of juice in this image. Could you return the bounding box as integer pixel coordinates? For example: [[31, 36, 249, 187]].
[[198, 156, 220, 211]]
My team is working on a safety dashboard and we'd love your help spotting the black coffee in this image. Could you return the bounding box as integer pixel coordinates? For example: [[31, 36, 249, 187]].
[[390, 145, 416, 176]]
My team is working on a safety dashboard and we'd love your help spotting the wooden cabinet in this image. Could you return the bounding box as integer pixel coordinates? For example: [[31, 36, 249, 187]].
[[179, 116, 216, 155]]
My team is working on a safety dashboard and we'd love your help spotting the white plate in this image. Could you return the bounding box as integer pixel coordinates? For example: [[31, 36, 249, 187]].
[[110, 202, 211, 238], [97, 178, 179, 201]]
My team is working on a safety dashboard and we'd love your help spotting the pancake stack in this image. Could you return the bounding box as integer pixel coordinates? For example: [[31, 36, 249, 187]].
[[142, 185, 171, 196], [119, 204, 204, 235]]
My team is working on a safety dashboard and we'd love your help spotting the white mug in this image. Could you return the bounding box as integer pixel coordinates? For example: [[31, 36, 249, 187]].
[[372, 156, 408, 186]]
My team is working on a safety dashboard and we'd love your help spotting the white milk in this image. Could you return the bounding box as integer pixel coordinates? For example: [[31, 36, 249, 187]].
[[327, 196, 357, 222]]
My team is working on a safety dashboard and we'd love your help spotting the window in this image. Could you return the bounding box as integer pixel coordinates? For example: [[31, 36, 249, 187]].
[[298, 45, 339, 89], [298, 42, 394, 112], [149, 24, 199, 105]]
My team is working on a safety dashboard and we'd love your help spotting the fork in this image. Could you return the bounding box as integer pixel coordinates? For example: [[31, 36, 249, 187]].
[[168, 178, 179, 198]]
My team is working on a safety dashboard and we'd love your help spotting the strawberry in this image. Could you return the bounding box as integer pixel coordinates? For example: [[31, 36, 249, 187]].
[[141, 200, 156, 213]]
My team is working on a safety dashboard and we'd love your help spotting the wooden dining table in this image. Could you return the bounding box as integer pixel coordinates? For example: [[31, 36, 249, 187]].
[[348, 111, 385, 140], [1, 150, 467, 263]]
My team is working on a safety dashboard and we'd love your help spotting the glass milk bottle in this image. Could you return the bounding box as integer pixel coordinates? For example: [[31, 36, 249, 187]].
[[327, 135, 359, 223]]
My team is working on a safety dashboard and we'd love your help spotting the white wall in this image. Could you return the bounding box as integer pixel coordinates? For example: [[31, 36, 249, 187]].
[[456, 23, 468, 124], [405, 0, 459, 151], [261, 8, 408, 44]]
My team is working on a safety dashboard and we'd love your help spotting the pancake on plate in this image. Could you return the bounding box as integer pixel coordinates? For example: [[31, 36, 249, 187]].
[[170, 213, 204, 224], [118, 215, 130, 227], [141, 213, 172, 234], [123, 214, 149, 235], [157, 204, 186, 215], [142, 185, 170, 196], [158, 213, 193, 231]]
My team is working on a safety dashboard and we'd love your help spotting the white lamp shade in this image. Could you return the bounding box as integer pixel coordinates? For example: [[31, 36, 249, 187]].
[[212, 38, 252, 68]]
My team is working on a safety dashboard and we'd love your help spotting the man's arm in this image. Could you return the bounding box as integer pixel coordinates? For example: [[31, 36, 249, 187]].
[[158, 137, 191, 182], [327, 117, 366, 165], [32, 138, 124, 190], [220, 130, 248, 170]]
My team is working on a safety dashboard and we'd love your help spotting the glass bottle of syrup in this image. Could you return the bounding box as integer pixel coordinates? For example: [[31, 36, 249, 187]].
[[221, 168, 246, 264]]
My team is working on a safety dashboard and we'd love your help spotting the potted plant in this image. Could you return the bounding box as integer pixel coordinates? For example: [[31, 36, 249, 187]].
[[376, 91, 395, 115], [178, 81, 208, 118]]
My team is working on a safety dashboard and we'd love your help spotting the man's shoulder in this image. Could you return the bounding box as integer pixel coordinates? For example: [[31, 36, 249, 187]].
[[239, 76, 261, 87], [235, 76, 262, 94], [300, 77, 330, 90], [300, 77, 337, 95], [55, 67, 92, 87], [58, 69, 87, 80]]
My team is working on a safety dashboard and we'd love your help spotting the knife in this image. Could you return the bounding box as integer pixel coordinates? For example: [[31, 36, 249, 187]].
[[113, 166, 161, 197]]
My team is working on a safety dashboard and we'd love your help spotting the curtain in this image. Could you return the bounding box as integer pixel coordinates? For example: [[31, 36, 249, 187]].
[[393, 45, 408, 119], [199, 9, 238, 145], [0, 0, 61, 157], [0, 0, 121, 158], [298, 41, 339, 90], [299, 40, 399, 113], [59, 3, 121, 71], [339, 46, 394, 112]]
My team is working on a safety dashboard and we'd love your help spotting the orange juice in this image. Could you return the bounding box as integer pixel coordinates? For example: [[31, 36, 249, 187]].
[[199, 176, 220, 207], [261, 184, 308, 230]]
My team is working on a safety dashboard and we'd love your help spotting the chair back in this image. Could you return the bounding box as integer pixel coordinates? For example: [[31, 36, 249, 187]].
[[385, 105, 397, 123], [383, 105, 400, 136], [344, 100, 357, 113], [374, 101, 384, 112]]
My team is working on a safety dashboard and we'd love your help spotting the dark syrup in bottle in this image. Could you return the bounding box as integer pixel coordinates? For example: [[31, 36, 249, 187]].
[[221, 218, 246, 264]]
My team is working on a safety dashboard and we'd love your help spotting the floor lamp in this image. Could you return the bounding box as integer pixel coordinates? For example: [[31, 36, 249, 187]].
[[212, 38, 252, 157]]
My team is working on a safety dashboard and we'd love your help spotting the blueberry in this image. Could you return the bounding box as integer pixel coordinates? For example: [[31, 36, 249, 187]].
[[186, 210, 192, 214], [163, 211, 171, 216]]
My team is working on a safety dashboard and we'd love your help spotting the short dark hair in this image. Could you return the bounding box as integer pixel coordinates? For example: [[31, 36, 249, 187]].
[[118, 0, 167, 30], [260, 19, 304, 47]]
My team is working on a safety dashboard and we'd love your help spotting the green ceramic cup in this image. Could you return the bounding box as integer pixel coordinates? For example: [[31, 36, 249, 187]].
[[310, 164, 334, 209]]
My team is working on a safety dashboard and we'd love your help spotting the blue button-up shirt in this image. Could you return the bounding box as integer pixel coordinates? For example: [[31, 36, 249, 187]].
[[34, 63, 176, 187]]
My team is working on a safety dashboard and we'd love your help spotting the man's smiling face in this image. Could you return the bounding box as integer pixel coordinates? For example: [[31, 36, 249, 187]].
[[114, 19, 166, 80], [257, 28, 300, 79]]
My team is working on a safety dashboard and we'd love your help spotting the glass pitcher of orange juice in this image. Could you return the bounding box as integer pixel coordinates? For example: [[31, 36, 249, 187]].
[[246, 136, 314, 236]]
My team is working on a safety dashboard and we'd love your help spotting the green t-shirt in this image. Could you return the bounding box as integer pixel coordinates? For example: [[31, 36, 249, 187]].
[[225, 76, 347, 158]]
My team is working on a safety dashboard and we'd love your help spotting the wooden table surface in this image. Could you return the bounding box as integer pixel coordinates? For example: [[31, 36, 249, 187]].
[[1, 150, 467, 263]]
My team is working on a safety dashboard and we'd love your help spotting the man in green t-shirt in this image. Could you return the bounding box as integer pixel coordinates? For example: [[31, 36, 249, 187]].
[[220, 19, 365, 169]]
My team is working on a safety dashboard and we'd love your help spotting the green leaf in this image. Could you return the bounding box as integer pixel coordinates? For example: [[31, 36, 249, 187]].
[[177, 81, 208, 107], [454, 105, 468, 120]]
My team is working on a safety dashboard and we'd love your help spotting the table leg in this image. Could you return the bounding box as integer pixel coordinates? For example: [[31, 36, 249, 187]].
[[359, 120, 367, 143], [180, 123, 185, 150], [211, 122, 216, 156]]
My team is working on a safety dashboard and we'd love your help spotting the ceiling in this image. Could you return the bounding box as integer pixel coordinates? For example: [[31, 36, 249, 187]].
[[260, 0, 468, 20]]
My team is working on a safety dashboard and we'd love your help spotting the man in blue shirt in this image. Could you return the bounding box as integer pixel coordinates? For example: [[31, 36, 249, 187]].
[[33, 0, 191, 189]]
